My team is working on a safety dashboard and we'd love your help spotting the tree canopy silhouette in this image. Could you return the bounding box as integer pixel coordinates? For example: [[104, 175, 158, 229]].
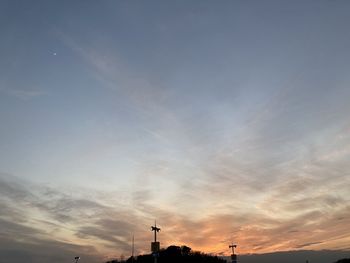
[[334, 259, 350, 263], [106, 245, 226, 263]]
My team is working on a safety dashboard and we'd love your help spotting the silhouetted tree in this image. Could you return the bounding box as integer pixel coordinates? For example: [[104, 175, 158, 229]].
[[163, 245, 182, 257], [107, 245, 226, 263], [126, 256, 135, 263], [335, 259, 350, 263], [135, 254, 153, 263], [181, 245, 191, 256]]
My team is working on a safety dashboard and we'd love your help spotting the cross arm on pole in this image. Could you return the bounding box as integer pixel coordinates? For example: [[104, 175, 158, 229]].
[[229, 244, 237, 254]]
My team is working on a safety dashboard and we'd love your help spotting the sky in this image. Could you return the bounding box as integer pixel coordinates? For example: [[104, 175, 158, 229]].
[[1, 0, 350, 262]]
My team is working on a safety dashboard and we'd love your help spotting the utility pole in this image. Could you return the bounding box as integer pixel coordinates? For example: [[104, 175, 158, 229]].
[[229, 244, 237, 263], [151, 221, 161, 263]]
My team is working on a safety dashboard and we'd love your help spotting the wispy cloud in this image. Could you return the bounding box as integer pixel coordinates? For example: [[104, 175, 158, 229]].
[[0, 87, 46, 100], [56, 30, 172, 113], [1, 169, 350, 261]]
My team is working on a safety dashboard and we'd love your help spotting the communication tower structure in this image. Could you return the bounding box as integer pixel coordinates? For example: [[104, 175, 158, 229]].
[[229, 244, 237, 263], [151, 221, 161, 263], [131, 235, 134, 263]]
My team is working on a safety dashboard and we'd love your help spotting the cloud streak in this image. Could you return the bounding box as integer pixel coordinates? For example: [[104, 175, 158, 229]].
[[1, 171, 349, 261]]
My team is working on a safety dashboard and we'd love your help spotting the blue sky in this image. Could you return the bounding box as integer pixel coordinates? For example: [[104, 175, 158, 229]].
[[1, 1, 350, 262]]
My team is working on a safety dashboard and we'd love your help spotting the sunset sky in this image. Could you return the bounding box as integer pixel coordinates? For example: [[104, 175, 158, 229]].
[[1, 1, 350, 262]]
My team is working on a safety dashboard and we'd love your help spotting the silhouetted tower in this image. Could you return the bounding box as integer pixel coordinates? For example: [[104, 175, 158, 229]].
[[151, 221, 161, 263], [131, 235, 135, 263], [229, 244, 237, 263]]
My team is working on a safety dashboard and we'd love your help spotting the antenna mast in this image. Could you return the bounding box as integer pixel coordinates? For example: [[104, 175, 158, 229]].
[[151, 221, 161, 242], [131, 234, 134, 263], [229, 243, 237, 263], [151, 221, 161, 263]]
